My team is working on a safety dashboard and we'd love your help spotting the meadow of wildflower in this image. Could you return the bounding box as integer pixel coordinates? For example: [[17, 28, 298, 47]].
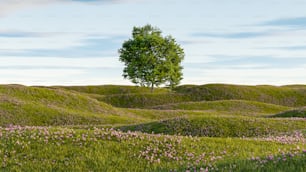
[[0, 84, 305, 171]]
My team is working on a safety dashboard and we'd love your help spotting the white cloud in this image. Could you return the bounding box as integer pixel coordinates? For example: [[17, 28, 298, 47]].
[[0, 0, 60, 16], [0, 56, 121, 68], [183, 29, 306, 61], [0, 0, 142, 17], [182, 67, 306, 86], [0, 68, 131, 86], [0, 34, 86, 50], [0, 56, 128, 86]]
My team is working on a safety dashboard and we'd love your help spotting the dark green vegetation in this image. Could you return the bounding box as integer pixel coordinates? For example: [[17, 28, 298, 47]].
[[272, 107, 306, 118], [119, 24, 184, 90], [0, 84, 305, 171]]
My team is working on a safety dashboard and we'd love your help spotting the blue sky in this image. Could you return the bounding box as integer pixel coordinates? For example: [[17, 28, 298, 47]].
[[0, 0, 306, 86]]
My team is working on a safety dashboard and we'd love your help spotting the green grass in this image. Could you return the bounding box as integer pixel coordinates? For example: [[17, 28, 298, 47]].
[[214, 154, 306, 172], [174, 84, 306, 107], [119, 116, 306, 137], [97, 93, 193, 108], [0, 84, 305, 171], [58, 85, 170, 95], [0, 126, 304, 171], [152, 100, 291, 116], [0, 85, 145, 126], [83, 84, 306, 108]]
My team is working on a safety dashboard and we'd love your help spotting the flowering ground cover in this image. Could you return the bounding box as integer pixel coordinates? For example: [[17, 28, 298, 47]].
[[0, 125, 305, 171]]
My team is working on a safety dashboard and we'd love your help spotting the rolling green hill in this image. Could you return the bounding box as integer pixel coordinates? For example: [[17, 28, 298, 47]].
[[0, 85, 144, 126], [58, 85, 170, 95], [119, 115, 306, 137], [174, 84, 306, 107], [0, 84, 305, 171], [151, 100, 291, 116], [0, 84, 305, 126], [74, 84, 306, 108]]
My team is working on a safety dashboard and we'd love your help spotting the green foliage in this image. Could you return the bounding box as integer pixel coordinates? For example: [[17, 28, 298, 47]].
[[119, 24, 184, 90]]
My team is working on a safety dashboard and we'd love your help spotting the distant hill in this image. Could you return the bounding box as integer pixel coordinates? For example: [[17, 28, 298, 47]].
[[63, 84, 306, 108], [174, 84, 306, 107], [151, 100, 291, 116], [0, 84, 305, 126], [0, 84, 305, 172], [58, 85, 170, 95]]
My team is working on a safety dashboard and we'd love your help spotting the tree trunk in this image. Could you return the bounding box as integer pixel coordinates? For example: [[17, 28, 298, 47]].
[[150, 83, 154, 93]]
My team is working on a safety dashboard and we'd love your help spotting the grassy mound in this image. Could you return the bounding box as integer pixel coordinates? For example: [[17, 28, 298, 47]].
[[98, 93, 193, 108], [119, 116, 306, 137], [174, 84, 306, 107], [81, 84, 306, 108], [59, 85, 170, 95], [0, 85, 142, 126], [272, 107, 306, 118], [152, 100, 290, 116]]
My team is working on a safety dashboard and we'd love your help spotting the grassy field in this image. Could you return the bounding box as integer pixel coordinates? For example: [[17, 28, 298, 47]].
[[0, 84, 305, 171]]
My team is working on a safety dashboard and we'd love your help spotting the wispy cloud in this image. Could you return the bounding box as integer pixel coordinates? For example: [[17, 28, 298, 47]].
[[0, 31, 41, 38], [0, 0, 134, 16], [0, 56, 122, 69], [0, 0, 56, 16], [262, 45, 306, 51], [0, 36, 124, 57], [184, 55, 306, 70], [192, 31, 268, 39], [0, 56, 127, 86], [261, 17, 306, 28], [182, 67, 306, 86]]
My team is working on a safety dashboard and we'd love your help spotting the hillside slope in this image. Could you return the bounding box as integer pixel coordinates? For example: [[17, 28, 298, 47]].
[[85, 84, 306, 108], [1, 84, 305, 126], [59, 85, 170, 95], [174, 84, 306, 107], [151, 100, 291, 116], [119, 116, 306, 137], [0, 85, 143, 126]]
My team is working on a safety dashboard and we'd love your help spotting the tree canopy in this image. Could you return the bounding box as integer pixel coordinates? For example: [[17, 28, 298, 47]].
[[119, 24, 184, 91]]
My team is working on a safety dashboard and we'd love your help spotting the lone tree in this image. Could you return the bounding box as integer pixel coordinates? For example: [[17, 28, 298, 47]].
[[119, 24, 184, 91]]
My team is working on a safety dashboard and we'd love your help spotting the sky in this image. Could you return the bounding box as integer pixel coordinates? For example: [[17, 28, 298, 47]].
[[0, 0, 306, 86]]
